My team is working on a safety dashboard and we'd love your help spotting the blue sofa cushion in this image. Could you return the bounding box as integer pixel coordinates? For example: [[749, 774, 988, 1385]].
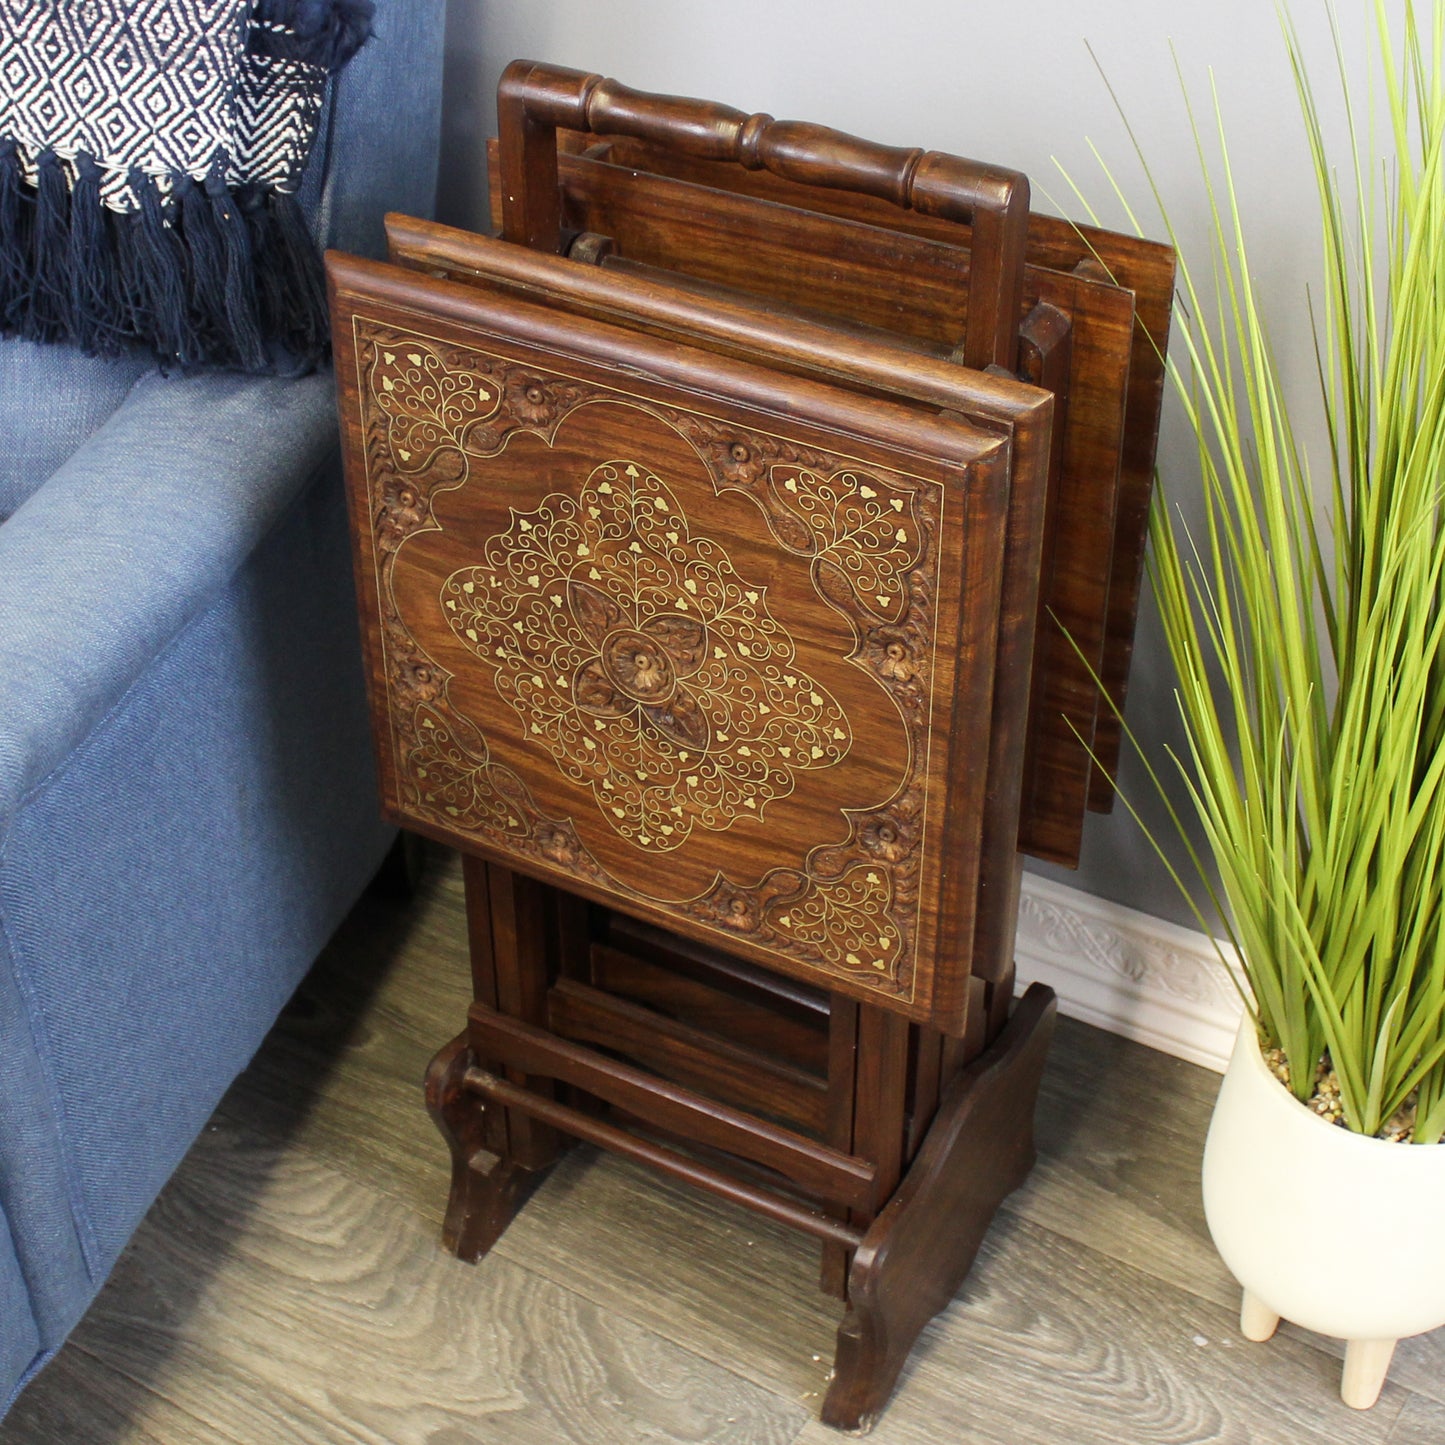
[[0, 454, 393, 1386], [0, 340, 149, 522], [0, 366, 338, 825], [0, 0, 445, 1417], [0, 1213, 41, 1418]]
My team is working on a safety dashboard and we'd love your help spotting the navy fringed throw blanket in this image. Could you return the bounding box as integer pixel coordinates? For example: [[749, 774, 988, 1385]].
[[0, 1, 374, 371]]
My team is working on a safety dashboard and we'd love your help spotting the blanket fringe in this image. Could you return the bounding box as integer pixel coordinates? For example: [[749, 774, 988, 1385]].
[[0, 1, 373, 370], [0, 147, 330, 372], [29, 150, 70, 342], [67, 153, 123, 355], [0, 141, 25, 328]]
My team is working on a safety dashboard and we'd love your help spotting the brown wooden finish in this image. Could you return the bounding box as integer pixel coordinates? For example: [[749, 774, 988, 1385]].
[[496, 60, 1028, 373], [820, 994, 861, 1301], [577, 132, 1175, 809], [460, 852, 499, 1010], [851, 1006, 912, 1217], [330, 76, 1174, 1432], [383, 218, 1100, 889], [588, 941, 831, 1076], [381, 215, 1049, 522], [482, 862, 564, 1169], [546, 976, 830, 1136], [399, 172, 1131, 867], [464, 1003, 876, 1209], [605, 912, 833, 1024], [822, 982, 1058, 1432], [328, 249, 1042, 1034], [464, 1066, 866, 1252], [907, 1026, 946, 1163], [423, 1031, 541, 1262]]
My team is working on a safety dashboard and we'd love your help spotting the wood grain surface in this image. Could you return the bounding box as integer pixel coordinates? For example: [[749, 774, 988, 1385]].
[[5, 846, 1440, 1444], [327, 249, 1041, 1032], [581, 131, 1176, 817], [470, 138, 1139, 868]]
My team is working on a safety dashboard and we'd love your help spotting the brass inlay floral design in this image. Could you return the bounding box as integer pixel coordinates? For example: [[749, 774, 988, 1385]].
[[442, 458, 852, 852], [408, 707, 513, 834], [369, 343, 499, 472], [351, 322, 957, 1003], [763, 465, 921, 619], [770, 865, 900, 977]]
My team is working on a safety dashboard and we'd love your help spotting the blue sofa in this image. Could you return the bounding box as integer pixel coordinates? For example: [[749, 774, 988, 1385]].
[[0, 2, 446, 1415]]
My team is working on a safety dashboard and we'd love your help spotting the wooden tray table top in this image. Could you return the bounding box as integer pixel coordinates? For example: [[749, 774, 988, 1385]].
[[328, 252, 1050, 1033]]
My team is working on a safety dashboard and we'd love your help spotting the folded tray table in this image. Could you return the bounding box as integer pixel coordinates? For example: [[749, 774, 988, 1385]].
[[327, 63, 1172, 1432]]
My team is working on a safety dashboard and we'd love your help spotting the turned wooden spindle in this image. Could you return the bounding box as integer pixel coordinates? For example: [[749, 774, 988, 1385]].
[[495, 58, 1029, 373]]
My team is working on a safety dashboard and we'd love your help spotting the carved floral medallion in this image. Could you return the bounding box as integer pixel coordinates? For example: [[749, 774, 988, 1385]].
[[442, 458, 851, 853]]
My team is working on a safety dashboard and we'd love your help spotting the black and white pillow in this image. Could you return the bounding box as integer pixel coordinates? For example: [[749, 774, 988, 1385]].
[[0, 0, 373, 370]]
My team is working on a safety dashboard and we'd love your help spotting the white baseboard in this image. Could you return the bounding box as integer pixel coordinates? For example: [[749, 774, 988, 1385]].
[[1014, 873, 1245, 1073]]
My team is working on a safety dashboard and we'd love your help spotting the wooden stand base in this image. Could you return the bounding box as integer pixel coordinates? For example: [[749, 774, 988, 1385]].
[[822, 985, 1055, 1431], [424, 1032, 556, 1263], [426, 925, 1057, 1434]]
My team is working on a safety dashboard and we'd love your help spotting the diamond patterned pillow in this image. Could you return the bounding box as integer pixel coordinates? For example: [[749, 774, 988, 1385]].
[[0, 0, 374, 371]]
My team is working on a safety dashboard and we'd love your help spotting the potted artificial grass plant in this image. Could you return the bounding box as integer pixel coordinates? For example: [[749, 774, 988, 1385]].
[[1081, 1, 1445, 1409]]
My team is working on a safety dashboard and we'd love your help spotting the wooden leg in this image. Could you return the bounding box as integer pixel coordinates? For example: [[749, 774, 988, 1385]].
[[1239, 1289, 1279, 1342], [821, 984, 1057, 1433], [1341, 1338, 1396, 1410], [424, 856, 574, 1263], [423, 1031, 539, 1262], [821, 999, 911, 1303], [820, 996, 859, 1300]]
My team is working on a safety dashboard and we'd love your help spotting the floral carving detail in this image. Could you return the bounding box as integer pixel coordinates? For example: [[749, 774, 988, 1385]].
[[442, 459, 852, 852], [407, 707, 519, 834], [769, 866, 902, 980], [859, 815, 911, 864], [351, 319, 947, 1002], [767, 466, 922, 620], [368, 341, 499, 472], [667, 414, 927, 624]]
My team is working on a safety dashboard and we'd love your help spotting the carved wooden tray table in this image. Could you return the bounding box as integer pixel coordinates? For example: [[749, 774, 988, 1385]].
[[326, 63, 1172, 1435]]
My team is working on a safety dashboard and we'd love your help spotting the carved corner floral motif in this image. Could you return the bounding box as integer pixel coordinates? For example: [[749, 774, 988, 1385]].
[[367, 339, 500, 472], [767, 465, 923, 622], [769, 865, 901, 978], [443, 458, 851, 852], [407, 705, 513, 834]]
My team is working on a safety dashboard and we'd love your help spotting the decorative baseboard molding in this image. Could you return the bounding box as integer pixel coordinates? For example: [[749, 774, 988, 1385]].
[[1014, 873, 1245, 1073]]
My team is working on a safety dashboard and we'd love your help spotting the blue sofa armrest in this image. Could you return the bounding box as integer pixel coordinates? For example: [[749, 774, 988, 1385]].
[[0, 364, 393, 1406], [0, 367, 339, 826]]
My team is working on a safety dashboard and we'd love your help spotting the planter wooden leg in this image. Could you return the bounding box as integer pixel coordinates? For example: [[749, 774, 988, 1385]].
[[821, 984, 1057, 1433], [424, 1031, 542, 1263], [1341, 1338, 1396, 1410], [1239, 1289, 1280, 1342]]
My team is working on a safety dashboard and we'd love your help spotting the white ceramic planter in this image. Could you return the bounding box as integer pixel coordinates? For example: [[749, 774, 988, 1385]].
[[1202, 1018, 1445, 1407]]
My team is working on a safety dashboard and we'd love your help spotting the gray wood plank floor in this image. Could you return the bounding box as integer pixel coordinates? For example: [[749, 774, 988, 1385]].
[[4, 848, 1440, 1444]]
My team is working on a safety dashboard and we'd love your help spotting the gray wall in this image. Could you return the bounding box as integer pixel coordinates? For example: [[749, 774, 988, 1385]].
[[436, 0, 1373, 930]]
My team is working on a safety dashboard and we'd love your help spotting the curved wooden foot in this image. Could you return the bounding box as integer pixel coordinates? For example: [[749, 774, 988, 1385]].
[[1239, 1289, 1279, 1342], [821, 984, 1058, 1433], [1341, 1338, 1396, 1410], [424, 1032, 540, 1263]]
